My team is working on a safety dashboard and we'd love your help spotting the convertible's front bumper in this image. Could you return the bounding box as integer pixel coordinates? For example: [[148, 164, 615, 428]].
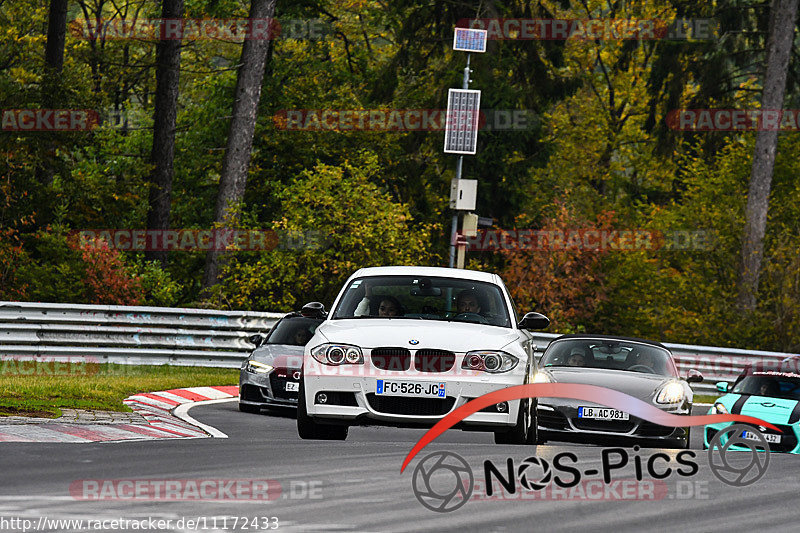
[[537, 399, 689, 444]]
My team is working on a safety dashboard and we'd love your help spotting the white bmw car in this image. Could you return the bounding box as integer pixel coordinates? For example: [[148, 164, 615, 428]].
[[297, 266, 550, 442]]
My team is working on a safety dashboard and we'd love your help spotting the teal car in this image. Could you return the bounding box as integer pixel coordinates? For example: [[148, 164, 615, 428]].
[[704, 360, 800, 453]]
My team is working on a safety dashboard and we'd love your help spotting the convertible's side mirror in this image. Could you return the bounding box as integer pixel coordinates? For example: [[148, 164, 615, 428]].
[[518, 312, 550, 330], [248, 334, 265, 348], [716, 381, 730, 393], [685, 369, 703, 383]]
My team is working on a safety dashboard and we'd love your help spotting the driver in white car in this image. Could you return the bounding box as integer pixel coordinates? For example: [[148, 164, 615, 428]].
[[456, 289, 483, 314]]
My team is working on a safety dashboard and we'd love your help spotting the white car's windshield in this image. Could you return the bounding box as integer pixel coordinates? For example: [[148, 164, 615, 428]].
[[331, 275, 512, 328]]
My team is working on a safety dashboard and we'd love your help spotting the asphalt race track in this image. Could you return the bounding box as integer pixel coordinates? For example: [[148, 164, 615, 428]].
[[1, 401, 798, 532]]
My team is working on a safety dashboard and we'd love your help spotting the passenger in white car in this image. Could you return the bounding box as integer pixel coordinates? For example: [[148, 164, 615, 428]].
[[354, 280, 402, 317]]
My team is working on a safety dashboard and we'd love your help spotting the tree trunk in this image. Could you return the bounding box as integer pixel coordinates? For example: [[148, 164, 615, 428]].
[[202, 0, 277, 288], [38, 0, 68, 186], [736, 0, 799, 310], [45, 0, 67, 74], [145, 0, 184, 265]]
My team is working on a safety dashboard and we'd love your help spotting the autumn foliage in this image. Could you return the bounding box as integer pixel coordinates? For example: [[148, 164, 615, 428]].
[[70, 237, 144, 306], [501, 205, 615, 332]]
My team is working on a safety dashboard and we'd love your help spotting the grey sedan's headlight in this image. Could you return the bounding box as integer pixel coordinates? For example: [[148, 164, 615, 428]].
[[461, 350, 518, 373], [655, 381, 684, 404], [310, 343, 364, 366], [245, 360, 273, 374], [533, 371, 553, 383]]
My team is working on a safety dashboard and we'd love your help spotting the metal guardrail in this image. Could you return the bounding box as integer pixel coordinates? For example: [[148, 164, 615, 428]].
[[0, 302, 283, 367], [529, 333, 799, 395], [1, 302, 796, 395]]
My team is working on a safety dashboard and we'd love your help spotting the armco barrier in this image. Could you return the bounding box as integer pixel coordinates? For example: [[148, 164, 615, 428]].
[[0, 301, 282, 367], [1, 302, 795, 394]]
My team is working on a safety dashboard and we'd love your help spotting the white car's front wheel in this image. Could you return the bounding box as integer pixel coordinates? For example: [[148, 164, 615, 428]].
[[296, 381, 348, 441], [495, 398, 533, 445]]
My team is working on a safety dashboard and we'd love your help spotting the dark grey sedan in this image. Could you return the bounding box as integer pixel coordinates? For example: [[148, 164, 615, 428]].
[[239, 305, 325, 413], [534, 335, 703, 448]]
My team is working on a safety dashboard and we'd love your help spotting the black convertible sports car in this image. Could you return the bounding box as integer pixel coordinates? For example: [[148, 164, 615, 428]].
[[238, 303, 326, 413], [534, 335, 703, 448]]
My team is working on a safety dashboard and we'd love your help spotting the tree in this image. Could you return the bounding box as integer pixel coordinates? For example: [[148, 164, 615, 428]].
[[737, 0, 799, 310], [37, 0, 69, 186], [203, 0, 277, 287], [146, 0, 184, 265]]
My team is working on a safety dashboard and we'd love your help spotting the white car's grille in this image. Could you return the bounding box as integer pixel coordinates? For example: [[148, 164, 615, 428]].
[[369, 348, 457, 373], [370, 347, 411, 371]]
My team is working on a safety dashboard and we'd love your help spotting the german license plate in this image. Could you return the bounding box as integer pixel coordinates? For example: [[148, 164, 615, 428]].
[[376, 380, 446, 398], [742, 430, 780, 444], [284, 382, 299, 392], [578, 406, 629, 420]]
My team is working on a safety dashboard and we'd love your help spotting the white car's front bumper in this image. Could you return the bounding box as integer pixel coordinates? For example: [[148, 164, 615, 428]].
[[303, 367, 524, 428]]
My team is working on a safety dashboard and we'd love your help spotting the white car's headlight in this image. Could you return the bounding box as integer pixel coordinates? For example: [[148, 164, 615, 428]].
[[533, 371, 553, 383], [311, 343, 364, 366], [712, 402, 729, 414], [245, 360, 273, 374], [655, 381, 684, 404], [461, 350, 518, 373]]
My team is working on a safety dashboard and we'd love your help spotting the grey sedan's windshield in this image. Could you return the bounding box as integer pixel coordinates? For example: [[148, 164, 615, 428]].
[[541, 339, 678, 377], [265, 317, 323, 346], [331, 275, 512, 328]]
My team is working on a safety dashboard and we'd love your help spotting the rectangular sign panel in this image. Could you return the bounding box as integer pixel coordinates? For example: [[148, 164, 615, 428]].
[[453, 28, 487, 52], [444, 89, 481, 154]]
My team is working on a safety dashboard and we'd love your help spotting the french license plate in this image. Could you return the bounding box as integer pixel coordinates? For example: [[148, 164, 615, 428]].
[[742, 430, 781, 444], [376, 380, 446, 398], [284, 382, 299, 392], [578, 406, 629, 420]]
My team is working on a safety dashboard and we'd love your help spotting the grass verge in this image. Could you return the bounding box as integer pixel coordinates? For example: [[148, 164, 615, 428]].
[[694, 394, 719, 405], [0, 364, 238, 418]]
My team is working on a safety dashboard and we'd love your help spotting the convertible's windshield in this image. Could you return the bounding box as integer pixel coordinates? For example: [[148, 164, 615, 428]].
[[731, 374, 800, 400], [331, 275, 512, 328], [540, 339, 678, 377]]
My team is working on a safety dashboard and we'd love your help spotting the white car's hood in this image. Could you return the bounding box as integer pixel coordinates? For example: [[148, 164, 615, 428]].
[[314, 318, 519, 353]]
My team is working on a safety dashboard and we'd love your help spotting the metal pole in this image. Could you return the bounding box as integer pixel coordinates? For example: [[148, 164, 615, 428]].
[[448, 54, 472, 268]]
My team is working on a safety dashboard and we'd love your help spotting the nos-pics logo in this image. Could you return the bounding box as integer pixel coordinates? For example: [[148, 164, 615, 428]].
[[412, 426, 771, 512]]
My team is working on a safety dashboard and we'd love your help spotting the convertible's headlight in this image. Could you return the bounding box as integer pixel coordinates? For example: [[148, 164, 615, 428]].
[[533, 372, 552, 383], [310, 344, 364, 366], [462, 351, 518, 373], [656, 382, 684, 404], [712, 402, 729, 414], [245, 360, 273, 374]]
